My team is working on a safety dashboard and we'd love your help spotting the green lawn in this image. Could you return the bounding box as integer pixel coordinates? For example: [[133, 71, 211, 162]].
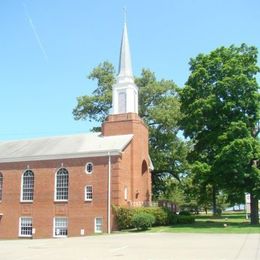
[[121, 212, 260, 234]]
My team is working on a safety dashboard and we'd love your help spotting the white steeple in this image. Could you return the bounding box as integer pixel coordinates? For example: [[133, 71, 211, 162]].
[[117, 22, 134, 83], [112, 19, 138, 115]]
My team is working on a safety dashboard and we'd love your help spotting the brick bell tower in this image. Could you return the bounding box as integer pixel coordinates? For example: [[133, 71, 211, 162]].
[[102, 21, 151, 206]]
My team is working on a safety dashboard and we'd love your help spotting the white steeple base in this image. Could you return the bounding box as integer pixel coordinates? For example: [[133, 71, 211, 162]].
[[112, 83, 138, 114]]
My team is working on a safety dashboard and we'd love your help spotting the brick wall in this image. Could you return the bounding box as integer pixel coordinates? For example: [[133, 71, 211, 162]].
[[0, 112, 152, 238], [0, 157, 113, 238], [102, 112, 152, 206]]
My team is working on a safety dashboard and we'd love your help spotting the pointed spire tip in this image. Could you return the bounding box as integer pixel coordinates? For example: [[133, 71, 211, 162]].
[[117, 14, 133, 80], [123, 7, 127, 24]]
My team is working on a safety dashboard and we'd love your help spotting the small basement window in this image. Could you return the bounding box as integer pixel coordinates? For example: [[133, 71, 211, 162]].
[[95, 217, 103, 233], [19, 217, 32, 237], [54, 217, 68, 237]]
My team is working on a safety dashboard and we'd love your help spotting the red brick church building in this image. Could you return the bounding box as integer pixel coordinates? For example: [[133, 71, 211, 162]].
[[0, 22, 152, 239]]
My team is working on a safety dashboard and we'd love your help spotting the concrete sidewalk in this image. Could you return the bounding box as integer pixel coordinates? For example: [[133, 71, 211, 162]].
[[0, 233, 259, 260]]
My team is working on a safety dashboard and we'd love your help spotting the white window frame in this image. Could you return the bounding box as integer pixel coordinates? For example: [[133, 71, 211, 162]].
[[54, 168, 69, 202], [84, 185, 93, 201], [20, 170, 34, 202], [19, 217, 32, 237], [0, 172, 3, 202], [95, 217, 103, 233], [53, 217, 68, 238], [85, 162, 93, 174]]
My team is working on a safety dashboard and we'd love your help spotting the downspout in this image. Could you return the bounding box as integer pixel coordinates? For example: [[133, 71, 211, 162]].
[[107, 152, 111, 234]]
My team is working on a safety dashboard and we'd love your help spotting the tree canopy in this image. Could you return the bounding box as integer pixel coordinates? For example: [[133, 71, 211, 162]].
[[180, 44, 260, 223]]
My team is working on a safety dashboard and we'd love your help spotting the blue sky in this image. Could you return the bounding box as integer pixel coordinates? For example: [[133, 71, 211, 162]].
[[1, 0, 259, 140]]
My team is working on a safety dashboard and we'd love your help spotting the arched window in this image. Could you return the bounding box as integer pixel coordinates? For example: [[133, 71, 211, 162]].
[[55, 168, 69, 201], [21, 170, 34, 201], [142, 160, 148, 175], [0, 172, 3, 201]]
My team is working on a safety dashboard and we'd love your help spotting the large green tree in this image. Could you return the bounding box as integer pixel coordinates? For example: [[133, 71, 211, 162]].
[[73, 62, 188, 198], [214, 122, 260, 223], [180, 44, 260, 223]]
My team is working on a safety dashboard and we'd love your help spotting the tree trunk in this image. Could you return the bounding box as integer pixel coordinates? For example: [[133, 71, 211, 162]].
[[212, 185, 217, 216], [250, 193, 259, 225]]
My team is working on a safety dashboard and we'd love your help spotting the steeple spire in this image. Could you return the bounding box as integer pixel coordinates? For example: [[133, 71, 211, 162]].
[[117, 16, 134, 83], [112, 17, 138, 115]]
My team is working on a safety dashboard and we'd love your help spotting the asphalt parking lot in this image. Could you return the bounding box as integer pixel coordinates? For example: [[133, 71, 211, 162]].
[[0, 233, 259, 260]]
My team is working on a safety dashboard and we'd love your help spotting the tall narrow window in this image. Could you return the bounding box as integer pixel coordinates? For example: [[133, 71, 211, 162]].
[[19, 217, 32, 237], [54, 217, 68, 237], [0, 172, 3, 201], [124, 186, 128, 201], [118, 91, 126, 113], [55, 168, 69, 201], [21, 170, 34, 201]]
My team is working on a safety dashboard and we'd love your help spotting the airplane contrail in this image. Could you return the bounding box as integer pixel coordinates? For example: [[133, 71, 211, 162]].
[[23, 3, 48, 62]]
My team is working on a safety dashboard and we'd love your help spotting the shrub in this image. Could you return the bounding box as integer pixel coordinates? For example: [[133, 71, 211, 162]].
[[168, 212, 178, 225], [114, 206, 169, 229], [179, 211, 191, 216], [165, 209, 195, 224], [176, 215, 195, 224], [136, 207, 169, 226], [131, 213, 155, 230], [113, 206, 195, 230], [114, 207, 134, 230], [150, 207, 169, 226]]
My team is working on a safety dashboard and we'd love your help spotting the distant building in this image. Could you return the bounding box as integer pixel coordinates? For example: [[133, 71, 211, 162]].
[[0, 22, 152, 239]]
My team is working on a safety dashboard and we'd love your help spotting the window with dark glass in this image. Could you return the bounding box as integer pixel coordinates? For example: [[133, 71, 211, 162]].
[[85, 162, 93, 174]]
